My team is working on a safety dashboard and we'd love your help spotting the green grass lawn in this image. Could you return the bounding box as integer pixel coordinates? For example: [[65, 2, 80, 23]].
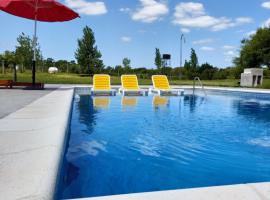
[[1, 71, 270, 89]]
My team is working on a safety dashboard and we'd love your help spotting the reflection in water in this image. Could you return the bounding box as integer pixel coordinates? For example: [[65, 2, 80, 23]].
[[233, 100, 270, 123], [122, 96, 138, 107], [93, 97, 110, 109], [62, 162, 80, 187], [153, 96, 169, 109], [77, 95, 97, 134], [68, 140, 107, 161], [248, 136, 270, 148], [183, 94, 206, 113]]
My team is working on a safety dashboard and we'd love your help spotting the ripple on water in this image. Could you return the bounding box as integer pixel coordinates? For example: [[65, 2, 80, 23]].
[[248, 136, 270, 148]]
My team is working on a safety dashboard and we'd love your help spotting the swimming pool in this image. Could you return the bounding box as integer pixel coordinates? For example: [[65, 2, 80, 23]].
[[58, 90, 270, 199]]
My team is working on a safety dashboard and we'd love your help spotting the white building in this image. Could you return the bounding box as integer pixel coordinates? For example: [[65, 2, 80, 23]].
[[240, 68, 263, 87]]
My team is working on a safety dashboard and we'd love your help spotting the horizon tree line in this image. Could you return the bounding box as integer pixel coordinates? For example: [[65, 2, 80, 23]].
[[1, 26, 270, 80]]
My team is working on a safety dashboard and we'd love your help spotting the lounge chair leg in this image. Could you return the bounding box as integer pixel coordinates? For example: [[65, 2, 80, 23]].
[[145, 91, 148, 96]]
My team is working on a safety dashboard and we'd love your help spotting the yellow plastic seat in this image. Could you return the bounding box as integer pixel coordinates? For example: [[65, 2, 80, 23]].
[[152, 75, 171, 90], [91, 74, 116, 96], [119, 75, 148, 96], [151, 75, 184, 96]]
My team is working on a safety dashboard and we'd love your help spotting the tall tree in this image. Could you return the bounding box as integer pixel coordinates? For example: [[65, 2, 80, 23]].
[[155, 48, 162, 70], [2, 51, 17, 81], [15, 32, 42, 71], [235, 27, 270, 69], [75, 26, 104, 74], [122, 57, 131, 72], [184, 49, 199, 79], [190, 48, 199, 69]]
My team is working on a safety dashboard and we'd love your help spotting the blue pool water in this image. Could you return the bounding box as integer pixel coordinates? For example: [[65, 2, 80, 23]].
[[58, 91, 270, 199]]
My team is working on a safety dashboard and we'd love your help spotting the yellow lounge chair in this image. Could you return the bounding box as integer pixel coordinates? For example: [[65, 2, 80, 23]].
[[151, 75, 184, 96], [91, 74, 116, 96], [119, 75, 148, 96]]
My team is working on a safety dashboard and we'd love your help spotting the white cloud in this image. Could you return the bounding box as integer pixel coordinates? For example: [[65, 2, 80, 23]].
[[138, 29, 147, 34], [173, 2, 252, 31], [245, 30, 256, 37], [236, 30, 244, 33], [121, 36, 132, 43], [120, 7, 131, 13], [262, 18, 270, 27], [225, 57, 233, 63], [132, 0, 169, 23], [262, 1, 270, 9], [223, 45, 235, 50], [235, 17, 253, 24], [224, 50, 237, 63], [224, 50, 236, 56], [65, 0, 107, 15], [200, 46, 215, 51], [181, 28, 190, 33], [193, 38, 214, 45]]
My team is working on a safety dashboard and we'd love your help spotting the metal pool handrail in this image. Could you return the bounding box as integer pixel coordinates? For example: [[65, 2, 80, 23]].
[[193, 77, 207, 96]]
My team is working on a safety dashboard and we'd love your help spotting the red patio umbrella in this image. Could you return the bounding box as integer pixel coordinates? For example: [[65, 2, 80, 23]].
[[0, 0, 79, 87]]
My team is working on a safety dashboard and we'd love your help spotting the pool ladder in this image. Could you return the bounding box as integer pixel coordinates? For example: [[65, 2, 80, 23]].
[[193, 77, 207, 96]]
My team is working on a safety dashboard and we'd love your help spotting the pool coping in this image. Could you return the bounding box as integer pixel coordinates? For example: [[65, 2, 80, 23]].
[[0, 85, 270, 200], [77, 182, 270, 200], [0, 86, 74, 200]]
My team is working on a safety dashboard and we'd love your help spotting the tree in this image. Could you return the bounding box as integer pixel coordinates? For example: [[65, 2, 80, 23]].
[[190, 48, 199, 69], [235, 27, 270, 69], [2, 51, 17, 81], [122, 58, 131, 72], [155, 48, 162, 71], [115, 65, 124, 76], [15, 32, 42, 71], [75, 26, 104, 74], [199, 63, 217, 80], [184, 49, 199, 79]]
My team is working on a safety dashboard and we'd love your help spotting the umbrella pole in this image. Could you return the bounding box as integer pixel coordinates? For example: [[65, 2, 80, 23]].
[[32, 17, 37, 86]]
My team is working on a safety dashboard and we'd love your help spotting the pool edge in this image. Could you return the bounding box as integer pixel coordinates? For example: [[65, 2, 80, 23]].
[[0, 86, 74, 200], [74, 182, 270, 200]]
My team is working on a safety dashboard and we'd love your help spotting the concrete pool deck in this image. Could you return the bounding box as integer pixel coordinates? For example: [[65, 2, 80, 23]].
[[0, 85, 73, 200], [0, 88, 54, 119], [0, 85, 270, 200]]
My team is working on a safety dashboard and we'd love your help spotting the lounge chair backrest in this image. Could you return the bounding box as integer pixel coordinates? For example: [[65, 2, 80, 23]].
[[121, 75, 140, 90], [93, 74, 111, 90], [152, 75, 171, 90]]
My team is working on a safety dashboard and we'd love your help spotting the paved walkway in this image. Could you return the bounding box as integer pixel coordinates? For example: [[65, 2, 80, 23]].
[[0, 88, 54, 119]]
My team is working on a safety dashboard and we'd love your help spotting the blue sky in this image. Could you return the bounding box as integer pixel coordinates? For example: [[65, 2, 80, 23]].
[[0, 0, 270, 68]]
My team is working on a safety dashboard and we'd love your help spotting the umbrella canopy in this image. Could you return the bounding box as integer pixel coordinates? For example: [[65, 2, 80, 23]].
[[0, 0, 79, 87], [0, 0, 79, 22]]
